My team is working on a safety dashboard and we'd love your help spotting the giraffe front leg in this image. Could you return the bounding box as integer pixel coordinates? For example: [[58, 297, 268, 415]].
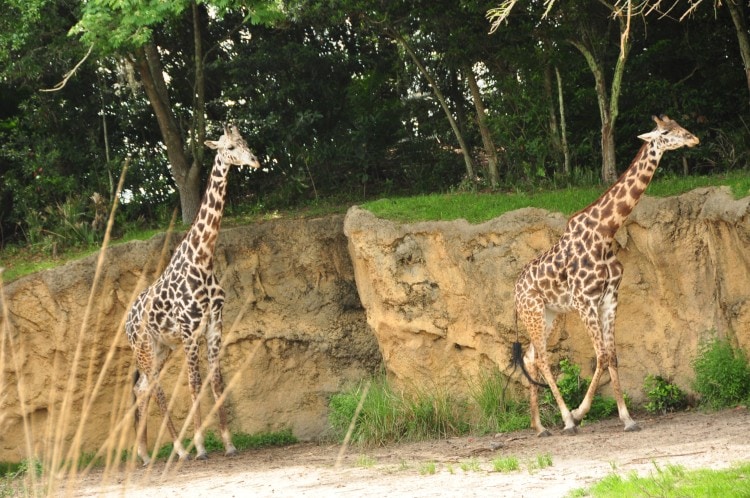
[[600, 289, 639, 432], [207, 309, 237, 457]]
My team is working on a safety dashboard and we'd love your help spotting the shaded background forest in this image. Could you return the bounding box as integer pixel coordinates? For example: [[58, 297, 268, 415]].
[[1, 0, 748, 252]]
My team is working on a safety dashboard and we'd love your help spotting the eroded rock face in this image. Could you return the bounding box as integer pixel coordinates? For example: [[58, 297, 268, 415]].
[[0, 216, 381, 462], [344, 187, 750, 402], [2, 187, 749, 463]]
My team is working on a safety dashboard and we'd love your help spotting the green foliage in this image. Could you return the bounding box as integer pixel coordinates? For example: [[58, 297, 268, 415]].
[[0, 458, 42, 497], [541, 359, 618, 426], [692, 337, 750, 410], [574, 462, 750, 498], [328, 371, 529, 446], [643, 375, 688, 415], [155, 429, 297, 460]]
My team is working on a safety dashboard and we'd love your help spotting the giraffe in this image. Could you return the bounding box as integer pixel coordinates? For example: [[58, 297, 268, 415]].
[[126, 124, 260, 464], [514, 115, 699, 436]]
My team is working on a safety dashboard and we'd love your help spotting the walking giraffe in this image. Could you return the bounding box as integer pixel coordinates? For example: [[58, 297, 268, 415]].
[[514, 115, 699, 436], [126, 124, 260, 464]]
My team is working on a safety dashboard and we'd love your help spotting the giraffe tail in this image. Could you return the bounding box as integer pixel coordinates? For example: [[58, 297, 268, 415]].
[[132, 370, 141, 431], [511, 310, 549, 389]]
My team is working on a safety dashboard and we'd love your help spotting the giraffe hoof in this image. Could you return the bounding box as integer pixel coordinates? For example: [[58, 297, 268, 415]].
[[624, 422, 641, 432], [563, 426, 578, 436], [225, 448, 238, 458], [536, 430, 552, 438], [195, 452, 208, 461]]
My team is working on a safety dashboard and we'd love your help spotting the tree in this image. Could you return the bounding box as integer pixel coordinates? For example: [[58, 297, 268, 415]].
[[71, 0, 283, 223], [489, 0, 635, 183]]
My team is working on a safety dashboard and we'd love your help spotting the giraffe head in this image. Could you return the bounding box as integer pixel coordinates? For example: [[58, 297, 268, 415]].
[[637, 115, 699, 150], [205, 124, 261, 169]]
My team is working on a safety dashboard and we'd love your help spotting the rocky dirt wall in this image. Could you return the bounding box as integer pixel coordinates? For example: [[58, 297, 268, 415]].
[[344, 187, 750, 403], [0, 216, 381, 463], [2, 187, 748, 464]]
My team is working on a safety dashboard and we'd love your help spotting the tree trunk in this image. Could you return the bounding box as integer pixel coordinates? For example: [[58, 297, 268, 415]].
[[387, 27, 477, 183], [191, 1, 207, 168], [555, 67, 571, 176], [543, 65, 563, 173], [570, 38, 625, 184], [727, 0, 750, 108], [465, 66, 500, 187], [132, 44, 201, 224]]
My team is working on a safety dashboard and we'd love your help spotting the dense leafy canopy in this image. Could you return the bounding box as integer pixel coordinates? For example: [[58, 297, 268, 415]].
[[0, 0, 748, 250]]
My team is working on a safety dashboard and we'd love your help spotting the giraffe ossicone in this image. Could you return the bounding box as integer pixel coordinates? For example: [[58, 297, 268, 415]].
[[126, 124, 260, 465], [513, 115, 699, 437]]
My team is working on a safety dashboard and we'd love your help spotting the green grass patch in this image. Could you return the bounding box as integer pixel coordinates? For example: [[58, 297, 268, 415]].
[[571, 462, 750, 497], [459, 458, 482, 472], [418, 461, 437, 475], [155, 429, 297, 460], [492, 456, 520, 472], [362, 171, 750, 224], [531, 453, 553, 470], [328, 371, 530, 446]]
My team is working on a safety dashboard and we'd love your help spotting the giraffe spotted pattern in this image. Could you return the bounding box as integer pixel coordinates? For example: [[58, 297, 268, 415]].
[[514, 115, 699, 437], [126, 124, 260, 464]]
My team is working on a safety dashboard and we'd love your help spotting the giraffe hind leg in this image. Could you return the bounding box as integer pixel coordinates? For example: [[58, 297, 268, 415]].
[[207, 306, 237, 457], [519, 306, 577, 436]]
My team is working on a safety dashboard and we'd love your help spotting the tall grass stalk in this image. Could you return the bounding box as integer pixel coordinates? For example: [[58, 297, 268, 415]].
[[1, 158, 290, 496]]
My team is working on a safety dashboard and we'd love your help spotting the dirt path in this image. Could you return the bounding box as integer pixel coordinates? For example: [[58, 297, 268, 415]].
[[67, 408, 750, 497]]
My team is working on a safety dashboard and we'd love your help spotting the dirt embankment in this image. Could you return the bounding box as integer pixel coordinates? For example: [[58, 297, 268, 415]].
[[344, 187, 750, 399], [2, 186, 749, 464]]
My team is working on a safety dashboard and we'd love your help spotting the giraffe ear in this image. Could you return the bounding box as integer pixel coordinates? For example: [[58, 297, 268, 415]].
[[637, 129, 660, 142], [205, 140, 220, 149]]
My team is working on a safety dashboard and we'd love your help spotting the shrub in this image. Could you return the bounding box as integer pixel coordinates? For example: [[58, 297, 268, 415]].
[[692, 338, 750, 410], [541, 358, 618, 426], [643, 375, 688, 414]]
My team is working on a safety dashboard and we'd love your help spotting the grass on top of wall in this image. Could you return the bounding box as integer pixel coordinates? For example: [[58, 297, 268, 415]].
[[361, 171, 750, 224]]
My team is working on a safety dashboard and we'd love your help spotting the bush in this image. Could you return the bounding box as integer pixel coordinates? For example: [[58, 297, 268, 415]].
[[643, 375, 688, 415], [541, 358, 618, 426], [692, 338, 750, 410]]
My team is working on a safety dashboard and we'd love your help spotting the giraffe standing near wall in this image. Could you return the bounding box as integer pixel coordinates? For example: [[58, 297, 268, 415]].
[[514, 115, 699, 436], [126, 124, 261, 464]]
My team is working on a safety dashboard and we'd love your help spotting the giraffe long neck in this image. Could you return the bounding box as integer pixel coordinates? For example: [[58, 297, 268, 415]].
[[184, 155, 230, 268], [583, 141, 664, 239]]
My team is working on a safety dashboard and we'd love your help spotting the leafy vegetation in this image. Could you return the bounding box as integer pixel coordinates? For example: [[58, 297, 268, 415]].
[[643, 375, 688, 415], [540, 359, 618, 427], [2, 0, 749, 255], [692, 337, 750, 410]]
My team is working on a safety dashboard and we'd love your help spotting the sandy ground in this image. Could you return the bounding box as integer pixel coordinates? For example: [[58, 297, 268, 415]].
[[64, 408, 750, 497]]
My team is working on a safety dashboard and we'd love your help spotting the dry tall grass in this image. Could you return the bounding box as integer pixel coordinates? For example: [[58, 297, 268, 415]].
[[0, 159, 351, 497]]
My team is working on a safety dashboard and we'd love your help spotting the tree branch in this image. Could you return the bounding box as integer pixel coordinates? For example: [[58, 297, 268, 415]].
[[39, 44, 94, 92]]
